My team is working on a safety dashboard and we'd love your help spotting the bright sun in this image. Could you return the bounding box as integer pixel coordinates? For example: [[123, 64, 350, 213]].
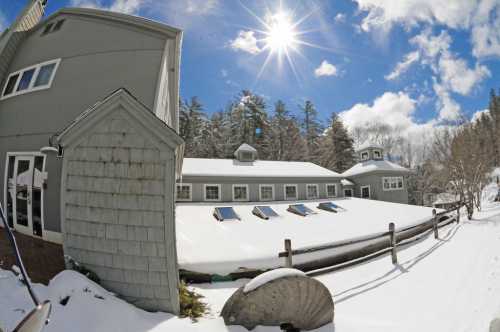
[[264, 12, 297, 54]]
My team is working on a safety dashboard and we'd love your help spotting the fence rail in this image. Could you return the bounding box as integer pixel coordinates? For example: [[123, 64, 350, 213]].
[[279, 204, 462, 274]]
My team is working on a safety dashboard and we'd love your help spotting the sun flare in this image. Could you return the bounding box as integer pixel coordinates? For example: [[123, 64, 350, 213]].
[[264, 12, 297, 54]]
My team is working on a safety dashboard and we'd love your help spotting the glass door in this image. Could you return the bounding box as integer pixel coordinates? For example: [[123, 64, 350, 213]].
[[12, 156, 34, 236]]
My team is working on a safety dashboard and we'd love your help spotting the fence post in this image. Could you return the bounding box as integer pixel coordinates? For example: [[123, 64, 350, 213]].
[[389, 222, 397, 265], [284, 239, 293, 268], [456, 205, 460, 223], [432, 209, 438, 239]]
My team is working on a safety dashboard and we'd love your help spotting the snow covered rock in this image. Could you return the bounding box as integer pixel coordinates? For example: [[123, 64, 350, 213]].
[[491, 317, 500, 332], [221, 270, 333, 330]]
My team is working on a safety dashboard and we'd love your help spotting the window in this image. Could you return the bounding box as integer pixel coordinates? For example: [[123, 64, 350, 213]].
[[317, 202, 338, 213], [287, 204, 315, 217], [284, 184, 298, 200], [259, 185, 274, 201], [361, 152, 369, 160], [373, 150, 382, 159], [1, 59, 61, 100], [176, 183, 192, 201], [41, 19, 64, 35], [344, 188, 353, 197], [233, 184, 249, 201], [306, 184, 319, 199], [361, 185, 371, 198], [204, 184, 221, 201], [53, 19, 65, 31], [214, 207, 239, 221], [326, 184, 337, 198], [42, 23, 54, 35], [253, 206, 279, 220], [239, 151, 254, 162], [382, 177, 404, 191]]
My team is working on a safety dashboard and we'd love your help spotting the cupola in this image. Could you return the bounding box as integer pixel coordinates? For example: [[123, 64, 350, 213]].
[[234, 143, 257, 162], [357, 145, 384, 161]]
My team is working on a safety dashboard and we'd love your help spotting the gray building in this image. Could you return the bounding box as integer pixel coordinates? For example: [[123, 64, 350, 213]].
[[341, 146, 411, 204], [0, 0, 182, 313], [176, 143, 411, 205]]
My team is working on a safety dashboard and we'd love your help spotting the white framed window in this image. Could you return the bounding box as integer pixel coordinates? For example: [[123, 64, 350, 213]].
[[284, 184, 298, 200], [1, 59, 61, 100], [306, 184, 319, 199], [360, 185, 371, 198], [373, 150, 382, 159], [382, 177, 404, 191], [259, 184, 274, 201], [361, 151, 369, 160], [326, 183, 338, 198], [232, 184, 249, 201], [204, 184, 221, 201], [176, 183, 192, 201]]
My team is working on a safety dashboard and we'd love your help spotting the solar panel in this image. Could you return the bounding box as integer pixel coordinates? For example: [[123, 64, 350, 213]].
[[317, 202, 338, 213], [287, 204, 315, 217], [214, 207, 240, 221], [253, 206, 279, 219]]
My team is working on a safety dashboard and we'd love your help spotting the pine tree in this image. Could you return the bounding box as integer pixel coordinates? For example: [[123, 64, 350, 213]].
[[488, 89, 500, 166], [318, 113, 355, 172], [299, 100, 322, 162], [179, 97, 206, 157]]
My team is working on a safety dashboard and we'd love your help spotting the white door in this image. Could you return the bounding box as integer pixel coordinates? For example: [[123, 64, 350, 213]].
[[11, 156, 34, 236]]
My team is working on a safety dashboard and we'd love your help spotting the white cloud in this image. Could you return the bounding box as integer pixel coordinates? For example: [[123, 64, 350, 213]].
[[385, 51, 420, 80], [334, 13, 346, 23], [438, 53, 490, 95], [354, 0, 500, 58], [410, 29, 451, 61], [185, 0, 218, 15], [433, 81, 461, 121], [221, 69, 228, 77], [314, 60, 338, 77], [230, 30, 261, 54], [70, 0, 144, 14]]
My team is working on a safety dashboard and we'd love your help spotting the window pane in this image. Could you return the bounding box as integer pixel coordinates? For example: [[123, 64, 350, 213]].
[[216, 207, 239, 220], [34, 63, 56, 87], [17, 68, 36, 91], [3, 74, 19, 96], [260, 186, 273, 200], [257, 206, 279, 217], [177, 185, 190, 200], [53, 19, 65, 31], [398, 178, 403, 188], [307, 185, 318, 198], [206, 185, 219, 200], [285, 186, 297, 199], [234, 186, 247, 200], [290, 204, 314, 215], [327, 185, 336, 197], [42, 23, 54, 34]]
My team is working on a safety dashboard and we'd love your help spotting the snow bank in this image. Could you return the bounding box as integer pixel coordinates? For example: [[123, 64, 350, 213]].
[[176, 198, 436, 274], [243, 268, 306, 293]]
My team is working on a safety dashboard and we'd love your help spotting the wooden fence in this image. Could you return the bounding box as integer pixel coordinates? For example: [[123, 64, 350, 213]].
[[279, 205, 462, 275]]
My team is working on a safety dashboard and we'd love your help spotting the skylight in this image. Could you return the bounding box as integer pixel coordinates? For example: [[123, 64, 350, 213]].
[[253, 206, 279, 220], [287, 204, 315, 217], [317, 202, 338, 213], [214, 207, 240, 221]]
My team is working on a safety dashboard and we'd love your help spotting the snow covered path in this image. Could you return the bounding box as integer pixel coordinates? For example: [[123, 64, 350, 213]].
[[1, 204, 500, 331]]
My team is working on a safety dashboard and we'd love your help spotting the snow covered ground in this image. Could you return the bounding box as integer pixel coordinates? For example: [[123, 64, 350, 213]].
[[1, 199, 500, 331], [176, 198, 437, 274]]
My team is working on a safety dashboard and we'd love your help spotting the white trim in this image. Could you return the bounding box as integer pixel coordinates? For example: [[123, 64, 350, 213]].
[[232, 184, 249, 202], [360, 185, 371, 199], [259, 184, 274, 201], [306, 184, 319, 200], [382, 176, 404, 191], [344, 188, 353, 197], [325, 183, 338, 198], [204, 184, 221, 202], [175, 183, 192, 202], [1, 58, 61, 100], [284, 184, 298, 201]]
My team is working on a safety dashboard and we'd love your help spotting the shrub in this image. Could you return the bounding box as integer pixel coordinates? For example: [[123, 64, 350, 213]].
[[179, 281, 209, 321]]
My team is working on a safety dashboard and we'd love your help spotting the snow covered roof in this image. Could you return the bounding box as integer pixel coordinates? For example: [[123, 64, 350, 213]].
[[341, 179, 354, 186], [182, 158, 342, 178], [235, 143, 257, 153], [356, 142, 383, 151], [342, 160, 410, 177], [176, 198, 437, 274]]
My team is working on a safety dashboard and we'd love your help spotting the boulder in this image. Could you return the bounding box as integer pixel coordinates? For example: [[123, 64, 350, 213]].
[[221, 273, 334, 331], [490, 318, 500, 332]]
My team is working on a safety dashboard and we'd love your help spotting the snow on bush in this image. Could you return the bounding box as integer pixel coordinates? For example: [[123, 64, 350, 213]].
[[243, 268, 306, 293]]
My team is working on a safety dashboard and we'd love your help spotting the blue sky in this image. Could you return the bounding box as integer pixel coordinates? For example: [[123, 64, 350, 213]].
[[1, 0, 499, 133]]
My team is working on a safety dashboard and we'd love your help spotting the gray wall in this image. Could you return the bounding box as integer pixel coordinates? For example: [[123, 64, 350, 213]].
[[62, 109, 179, 313], [0, 13, 172, 238], [179, 176, 344, 202], [348, 172, 409, 204]]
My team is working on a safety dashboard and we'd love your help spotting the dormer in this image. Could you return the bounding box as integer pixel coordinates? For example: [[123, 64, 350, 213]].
[[234, 143, 257, 162], [358, 145, 384, 161]]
